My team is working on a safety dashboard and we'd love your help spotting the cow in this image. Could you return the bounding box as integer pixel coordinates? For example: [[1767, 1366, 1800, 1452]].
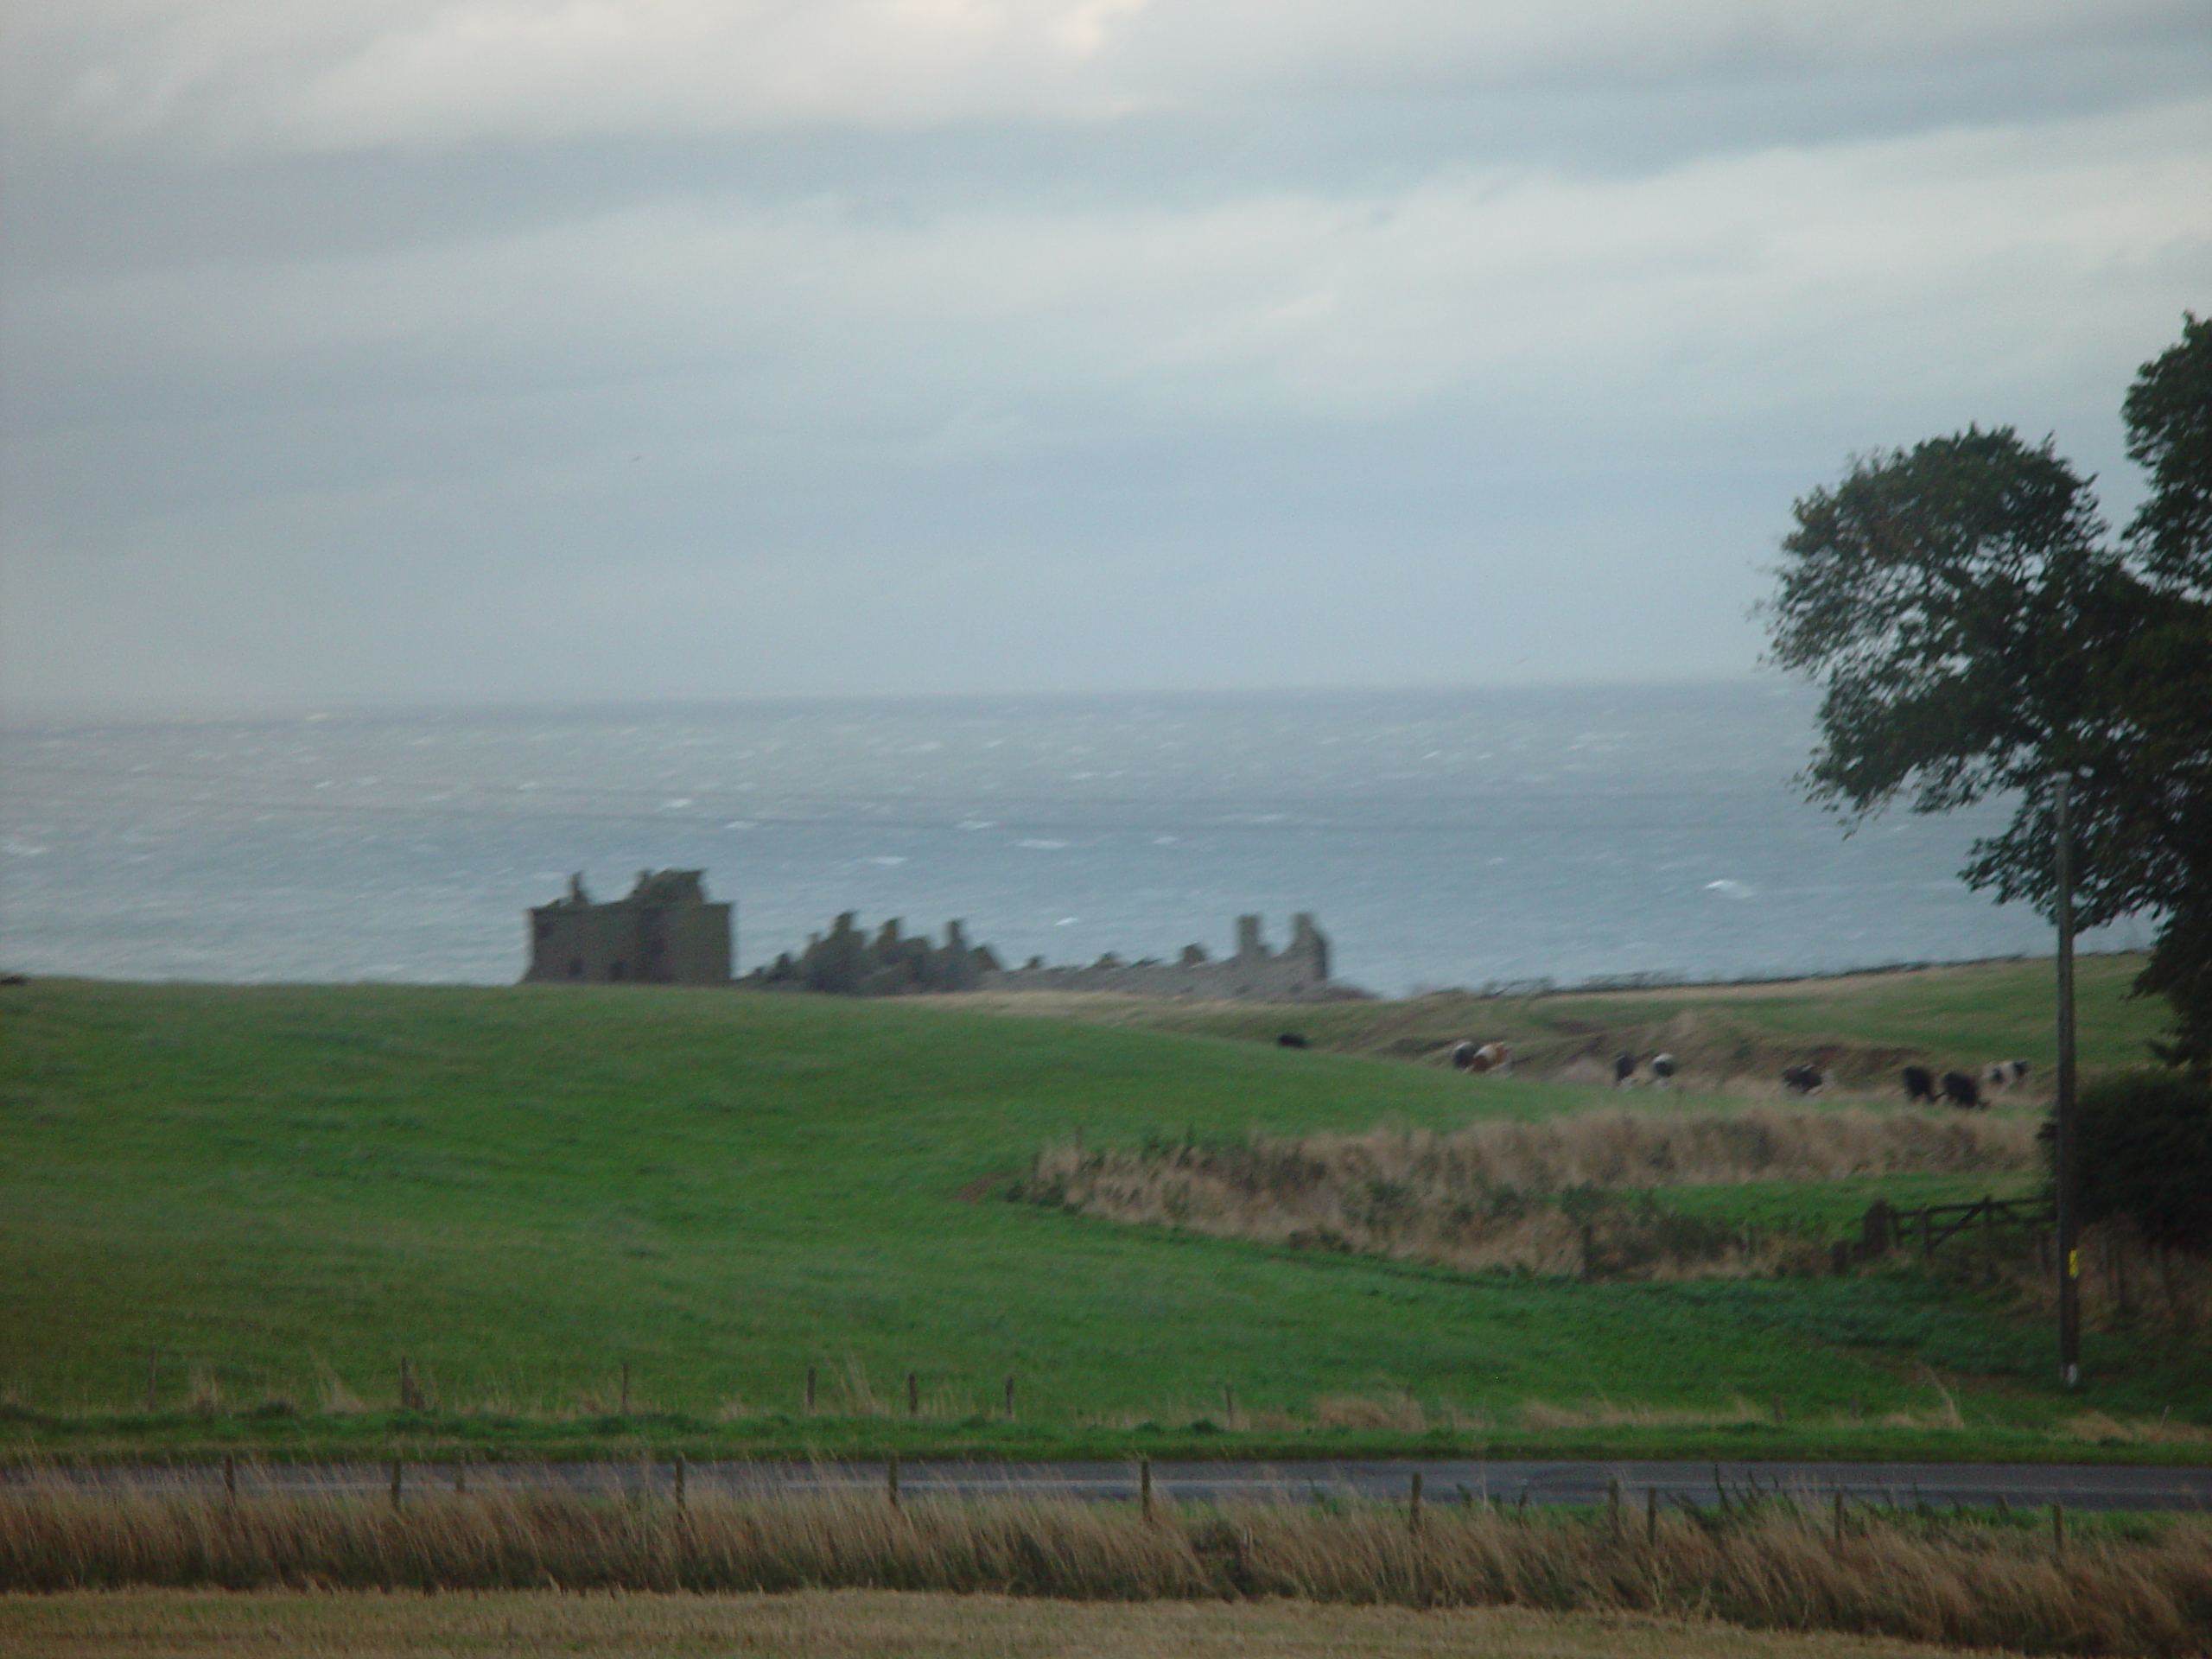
[[1940, 1069, 1985, 1110], [1450, 1041, 1478, 1071], [1275, 1032, 1309, 1049], [1903, 1065, 1937, 1104], [1649, 1052, 1677, 1089], [1782, 1063, 1826, 1096], [1612, 1051, 1637, 1088], [1981, 1058, 2031, 1090], [1467, 1041, 1512, 1075]]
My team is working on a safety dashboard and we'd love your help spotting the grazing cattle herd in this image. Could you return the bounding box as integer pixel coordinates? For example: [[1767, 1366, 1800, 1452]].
[[1440, 1038, 2036, 1108]]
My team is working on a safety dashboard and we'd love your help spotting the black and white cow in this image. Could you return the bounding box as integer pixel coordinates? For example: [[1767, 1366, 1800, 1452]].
[[1981, 1058, 2031, 1090], [1782, 1063, 1826, 1096], [1649, 1052, 1677, 1089], [1903, 1065, 1938, 1104], [1940, 1069, 1985, 1109]]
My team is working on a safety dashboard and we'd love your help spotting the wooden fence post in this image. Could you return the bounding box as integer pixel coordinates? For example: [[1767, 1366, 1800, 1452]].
[[1410, 1471, 1424, 1537], [887, 1456, 900, 1510], [1140, 1455, 1153, 1522], [674, 1455, 686, 1511], [223, 1453, 237, 1501], [1222, 1382, 1235, 1427], [1607, 1476, 1620, 1536], [906, 1371, 919, 1417], [620, 1362, 631, 1415], [390, 1459, 404, 1510], [1646, 1484, 1658, 1545], [1833, 1490, 1845, 1545], [1004, 1374, 1015, 1418], [805, 1366, 817, 1415]]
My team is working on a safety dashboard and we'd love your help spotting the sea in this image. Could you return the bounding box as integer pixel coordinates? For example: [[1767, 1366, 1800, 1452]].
[[0, 681, 2149, 996]]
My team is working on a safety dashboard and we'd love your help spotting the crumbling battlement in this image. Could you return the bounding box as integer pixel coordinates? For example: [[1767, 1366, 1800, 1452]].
[[741, 914, 998, 995], [979, 913, 1344, 1001], [740, 910, 1348, 1001]]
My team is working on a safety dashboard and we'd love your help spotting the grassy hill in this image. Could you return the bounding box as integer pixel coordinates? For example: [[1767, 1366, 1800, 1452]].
[[930, 953, 2171, 1089], [1, 968, 2204, 1463]]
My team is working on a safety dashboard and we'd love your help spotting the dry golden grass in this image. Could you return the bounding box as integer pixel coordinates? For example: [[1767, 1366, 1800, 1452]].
[[3, 1486, 2209, 1656], [1023, 1109, 2034, 1279], [0, 1587, 2050, 1659], [1988, 1221, 2212, 1345]]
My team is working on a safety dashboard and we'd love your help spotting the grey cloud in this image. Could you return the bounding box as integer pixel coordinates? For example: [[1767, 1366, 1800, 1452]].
[[10, 1, 2204, 151], [2, 3, 2205, 716]]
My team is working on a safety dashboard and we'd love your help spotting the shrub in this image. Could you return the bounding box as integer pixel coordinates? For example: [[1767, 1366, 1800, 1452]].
[[2052, 1071, 2212, 1255]]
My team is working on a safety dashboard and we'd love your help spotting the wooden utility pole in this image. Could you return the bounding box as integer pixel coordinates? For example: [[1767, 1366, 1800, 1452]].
[[2054, 774, 2082, 1389]]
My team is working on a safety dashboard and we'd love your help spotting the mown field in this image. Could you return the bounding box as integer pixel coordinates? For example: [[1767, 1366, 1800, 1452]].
[[1, 965, 2204, 1463]]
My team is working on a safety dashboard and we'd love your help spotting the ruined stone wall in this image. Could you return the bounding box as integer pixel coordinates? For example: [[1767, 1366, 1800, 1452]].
[[738, 910, 1344, 1001], [976, 912, 1342, 1001], [740, 914, 996, 995]]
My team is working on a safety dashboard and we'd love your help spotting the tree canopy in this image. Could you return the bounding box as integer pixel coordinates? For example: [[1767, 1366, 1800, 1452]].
[[1767, 317, 2212, 1071]]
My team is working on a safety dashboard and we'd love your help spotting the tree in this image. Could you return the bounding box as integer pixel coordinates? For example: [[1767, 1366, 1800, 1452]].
[[1765, 319, 2212, 1071], [2123, 314, 2212, 596]]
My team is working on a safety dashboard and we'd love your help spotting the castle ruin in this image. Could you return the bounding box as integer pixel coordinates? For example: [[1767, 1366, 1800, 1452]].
[[978, 912, 1339, 1001], [523, 869, 732, 985], [741, 912, 998, 995]]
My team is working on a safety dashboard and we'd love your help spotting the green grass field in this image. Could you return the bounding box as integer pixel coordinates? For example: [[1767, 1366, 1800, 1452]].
[[2, 967, 2205, 1463]]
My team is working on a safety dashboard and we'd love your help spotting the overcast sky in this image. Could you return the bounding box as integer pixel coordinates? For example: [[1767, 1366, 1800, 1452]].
[[3, 1, 2206, 715]]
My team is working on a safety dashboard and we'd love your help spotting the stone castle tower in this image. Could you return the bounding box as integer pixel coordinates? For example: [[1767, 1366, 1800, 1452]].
[[522, 869, 732, 985]]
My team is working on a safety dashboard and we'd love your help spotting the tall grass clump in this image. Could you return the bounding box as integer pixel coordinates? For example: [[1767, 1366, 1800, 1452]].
[[1985, 1218, 2212, 1346], [2, 1483, 2208, 1656], [1020, 1108, 2035, 1279]]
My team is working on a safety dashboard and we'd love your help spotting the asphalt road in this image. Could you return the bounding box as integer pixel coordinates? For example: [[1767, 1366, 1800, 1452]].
[[18, 1459, 2212, 1511]]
